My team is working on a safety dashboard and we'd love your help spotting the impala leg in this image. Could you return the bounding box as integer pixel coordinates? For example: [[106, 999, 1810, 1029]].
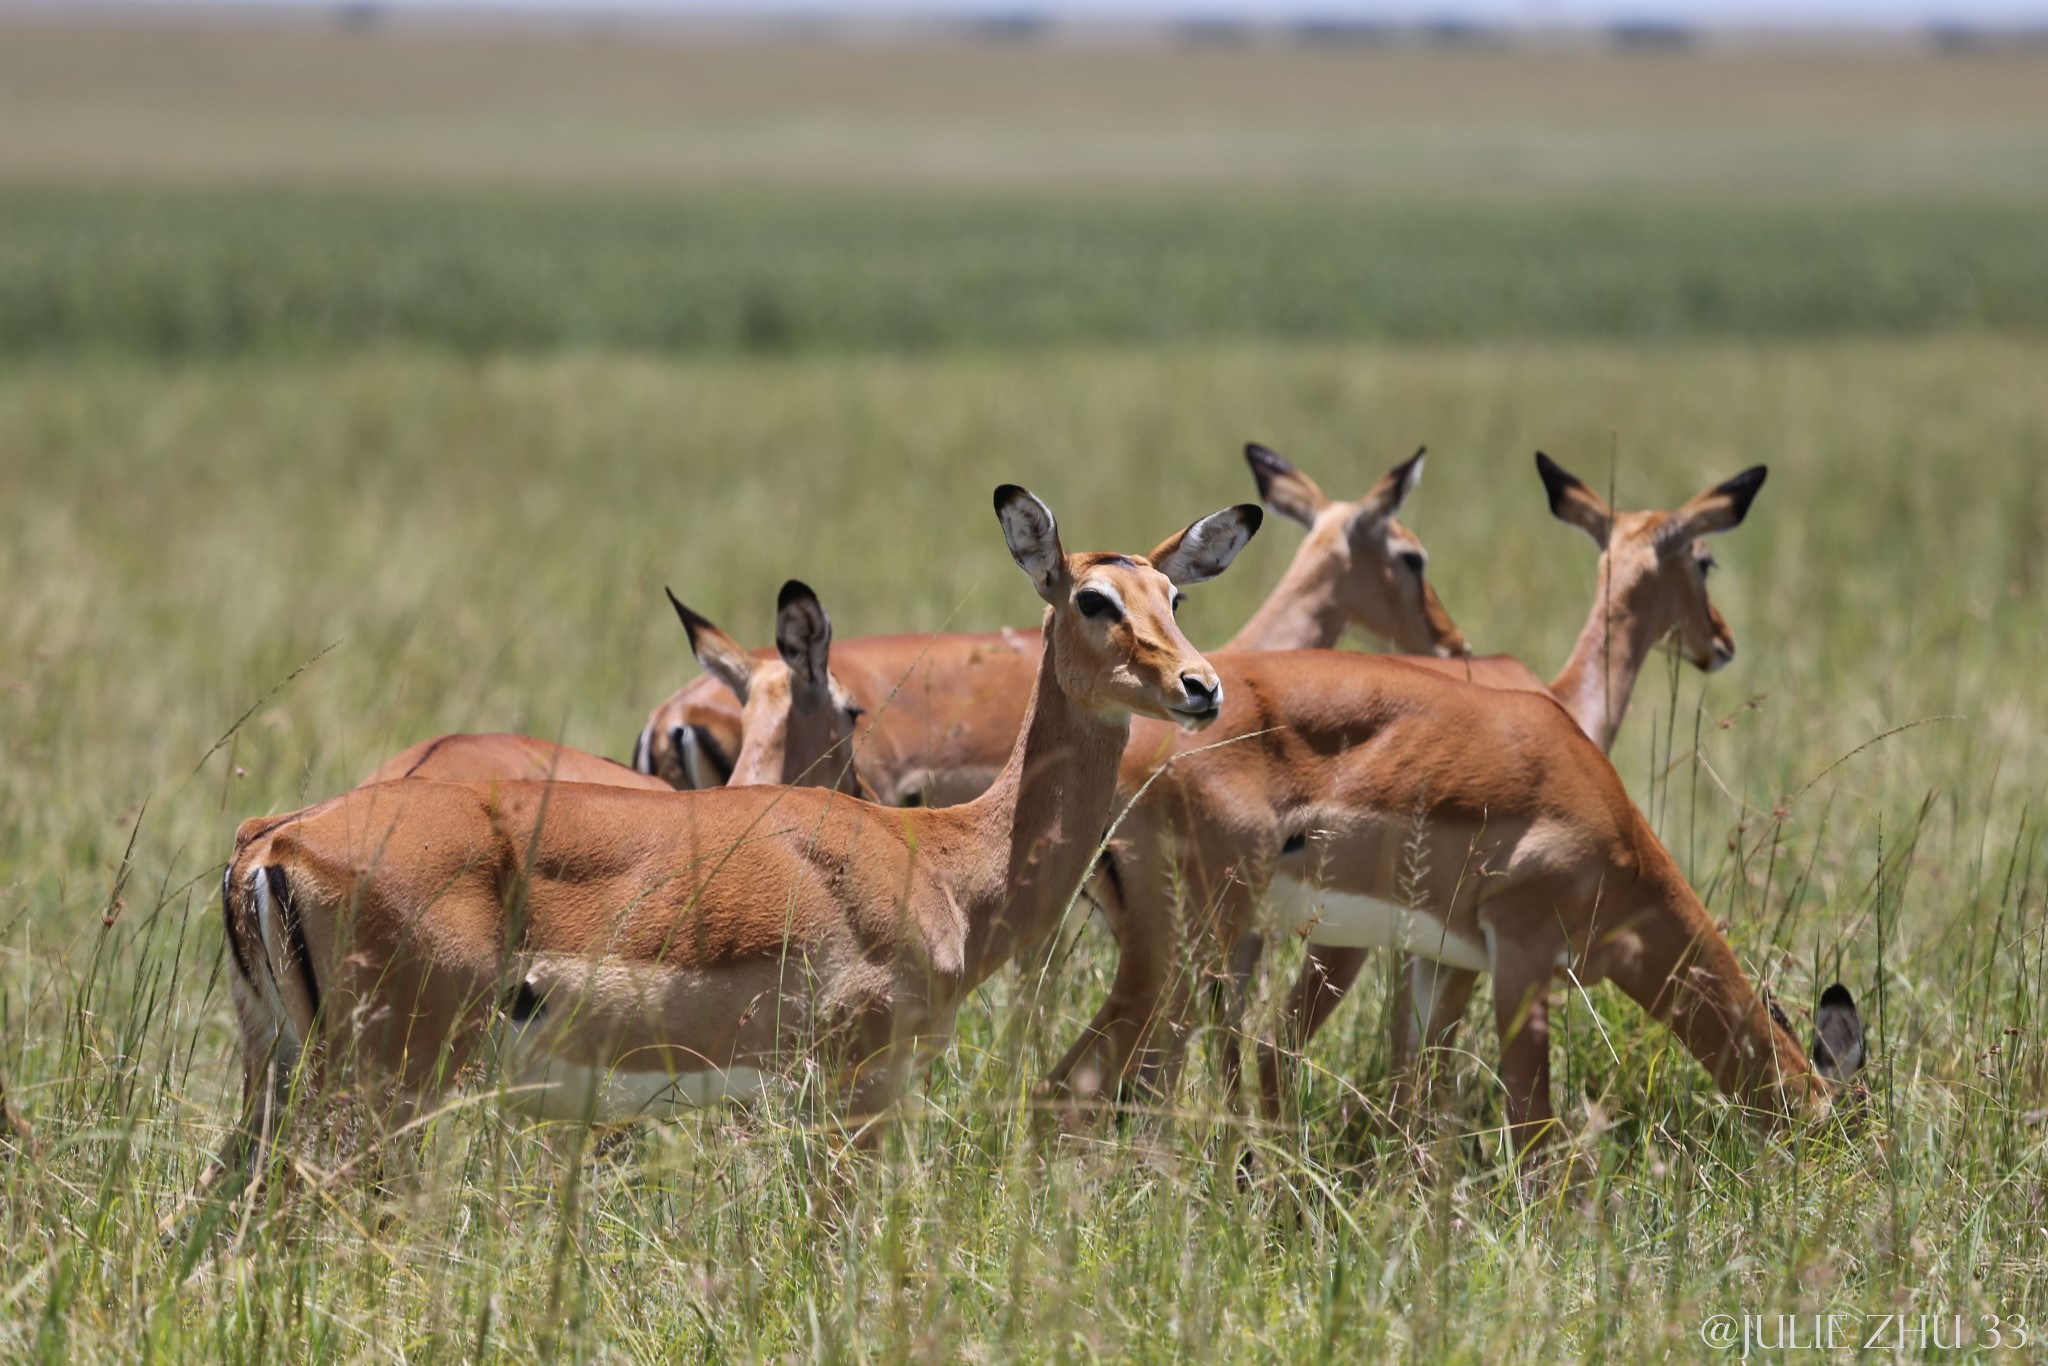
[[1256, 942, 1369, 1122], [1044, 960, 1166, 1111], [171, 1037, 298, 1255], [834, 1003, 914, 1151], [199, 973, 312, 1207], [1135, 873, 1262, 1107], [201, 1062, 279, 1201], [1392, 957, 1479, 1124], [1491, 955, 1556, 1172], [1215, 930, 1266, 1113], [1044, 863, 1180, 1111]]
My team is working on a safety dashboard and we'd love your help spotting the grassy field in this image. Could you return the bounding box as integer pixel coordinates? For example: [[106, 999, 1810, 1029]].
[[5, 339, 2044, 1360], [8, 188, 2048, 358], [2, 18, 2046, 1364]]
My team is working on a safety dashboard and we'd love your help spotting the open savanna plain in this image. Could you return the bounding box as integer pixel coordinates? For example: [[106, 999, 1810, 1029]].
[[1, 18, 2046, 1362]]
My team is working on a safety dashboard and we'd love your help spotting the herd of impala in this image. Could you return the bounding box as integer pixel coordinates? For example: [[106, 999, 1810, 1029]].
[[208, 443, 1867, 1203]]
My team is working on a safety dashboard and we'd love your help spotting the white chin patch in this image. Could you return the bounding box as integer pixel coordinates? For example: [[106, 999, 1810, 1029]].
[[501, 1058, 771, 1121], [1267, 880, 1489, 974]]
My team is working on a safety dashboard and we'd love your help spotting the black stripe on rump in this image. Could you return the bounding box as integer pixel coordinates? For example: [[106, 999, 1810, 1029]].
[[221, 862, 253, 984], [266, 865, 322, 1023]]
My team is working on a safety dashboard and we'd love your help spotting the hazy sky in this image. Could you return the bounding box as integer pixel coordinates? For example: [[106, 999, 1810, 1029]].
[[100, 0, 2048, 25]]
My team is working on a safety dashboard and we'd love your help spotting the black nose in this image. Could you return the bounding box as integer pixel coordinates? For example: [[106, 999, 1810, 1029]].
[[1181, 675, 1218, 711]]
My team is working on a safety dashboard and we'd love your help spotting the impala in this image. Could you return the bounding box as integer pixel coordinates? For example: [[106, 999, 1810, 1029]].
[[363, 581, 863, 797], [1263, 453, 1772, 1118], [633, 444, 1465, 803], [1045, 650, 1861, 1166], [209, 489, 1260, 1189]]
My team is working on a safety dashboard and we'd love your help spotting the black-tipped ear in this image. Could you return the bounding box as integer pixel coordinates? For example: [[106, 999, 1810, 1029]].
[[1710, 465, 1768, 528], [1810, 983, 1866, 1084], [665, 586, 712, 655], [1244, 442, 1328, 527], [1535, 451, 1613, 546], [1149, 504, 1264, 587], [1394, 444, 1426, 496], [1535, 451, 1579, 513], [774, 579, 832, 691], [1717, 465, 1767, 519], [1245, 441, 1293, 481], [1670, 464, 1769, 542], [1356, 445, 1427, 523], [668, 587, 755, 703], [995, 484, 1068, 603]]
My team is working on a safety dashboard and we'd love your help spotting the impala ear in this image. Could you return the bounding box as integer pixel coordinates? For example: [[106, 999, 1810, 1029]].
[[1354, 445, 1427, 526], [774, 580, 832, 693], [1536, 452, 1613, 547], [995, 485, 1069, 603], [667, 587, 755, 704], [1244, 442, 1329, 528], [1149, 504, 1264, 587], [1669, 465, 1768, 544], [1810, 983, 1866, 1084]]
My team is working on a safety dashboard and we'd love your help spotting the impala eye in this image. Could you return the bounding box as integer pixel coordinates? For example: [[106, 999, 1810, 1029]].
[[1171, 593, 1185, 615], [1698, 552, 1718, 576], [845, 702, 866, 721], [1399, 551, 1427, 575], [1076, 589, 1118, 620]]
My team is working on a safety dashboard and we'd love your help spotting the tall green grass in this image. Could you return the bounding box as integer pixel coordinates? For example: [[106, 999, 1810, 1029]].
[[2, 338, 2042, 1359], [6, 188, 2048, 359]]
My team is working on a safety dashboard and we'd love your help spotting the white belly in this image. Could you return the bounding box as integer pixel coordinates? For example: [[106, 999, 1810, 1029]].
[[1266, 880, 1490, 974], [501, 1056, 770, 1122]]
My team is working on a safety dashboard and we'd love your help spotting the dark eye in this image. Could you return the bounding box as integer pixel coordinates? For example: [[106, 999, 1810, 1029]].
[[845, 702, 866, 721], [1399, 551, 1427, 575], [1171, 593, 1184, 615], [1698, 552, 1717, 577], [1076, 589, 1118, 620]]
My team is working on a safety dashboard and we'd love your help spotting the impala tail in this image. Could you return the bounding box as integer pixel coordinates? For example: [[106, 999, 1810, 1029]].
[[198, 838, 330, 1203], [221, 847, 322, 1071]]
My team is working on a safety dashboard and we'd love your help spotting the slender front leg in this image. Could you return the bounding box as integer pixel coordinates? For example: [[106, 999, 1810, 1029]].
[[1044, 855, 1185, 1109], [1491, 954, 1556, 1170], [1391, 956, 1479, 1121], [1216, 930, 1265, 1112], [1045, 942, 1175, 1110], [1256, 942, 1369, 1122], [825, 1009, 912, 1152], [1132, 872, 1264, 1105]]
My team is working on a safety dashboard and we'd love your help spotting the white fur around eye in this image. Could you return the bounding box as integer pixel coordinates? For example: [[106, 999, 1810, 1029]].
[[1076, 582, 1125, 617]]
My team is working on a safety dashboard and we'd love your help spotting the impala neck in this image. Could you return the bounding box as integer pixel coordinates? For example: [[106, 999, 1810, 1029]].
[[1547, 558, 1666, 753], [955, 612, 1131, 991], [1221, 521, 1350, 653], [1611, 852, 1823, 1119]]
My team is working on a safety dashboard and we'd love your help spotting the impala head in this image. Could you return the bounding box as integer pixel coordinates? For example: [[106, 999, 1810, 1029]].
[[662, 583, 864, 793], [1536, 453, 1768, 673], [1245, 442, 1467, 657], [995, 485, 1261, 730], [1766, 982, 1867, 1116]]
